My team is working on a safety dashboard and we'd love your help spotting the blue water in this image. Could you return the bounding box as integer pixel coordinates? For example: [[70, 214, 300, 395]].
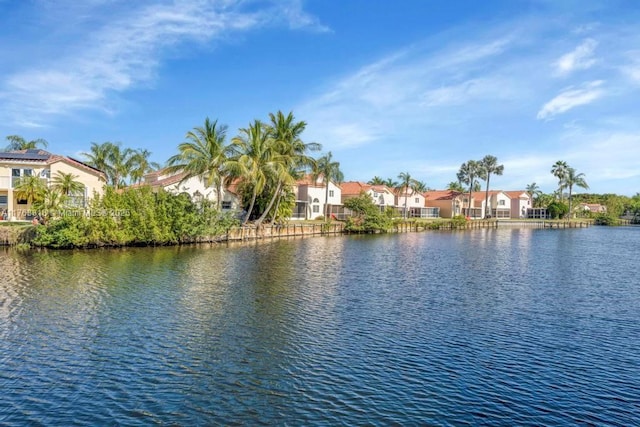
[[1, 227, 639, 425]]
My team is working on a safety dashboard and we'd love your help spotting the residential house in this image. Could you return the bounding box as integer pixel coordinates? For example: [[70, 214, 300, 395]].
[[0, 149, 105, 220], [577, 203, 607, 214], [504, 191, 532, 218], [473, 191, 512, 218], [340, 181, 396, 212], [141, 169, 240, 211], [293, 175, 342, 220], [395, 187, 439, 218], [424, 190, 465, 218]]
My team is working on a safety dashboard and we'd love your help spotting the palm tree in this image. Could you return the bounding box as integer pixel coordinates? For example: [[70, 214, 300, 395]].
[[228, 120, 278, 225], [14, 175, 46, 205], [263, 111, 320, 224], [412, 180, 429, 193], [368, 176, 385, 185], [526, 182, 541, 207], [130, 149, 161, 184], [5, 135, 48, 151], [383, 178, 399, 188], [83, 142, 114, 175], [565, 168, 589, 218], [457, 160, 481, 218], [313, 152, 344, 221], [551, 160, 569, 202], [479, 155, 504, 218], [51, 171, 85, 206], [166, 118, 230, 210], [397, 172, 420, 219], [447, 181, 465, 192], [82, 142, 135, 189]]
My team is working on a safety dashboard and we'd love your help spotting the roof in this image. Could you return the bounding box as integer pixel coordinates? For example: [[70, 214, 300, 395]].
[[340, 181, 393, 196], [0, 149, 106, 180], [503, 191, 529, 199], [424, 190, 463, 201]]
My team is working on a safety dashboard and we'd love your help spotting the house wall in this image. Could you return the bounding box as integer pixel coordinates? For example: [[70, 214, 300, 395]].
[[368, 189, 395, 207], [298, 181, 342, 219], [163, 176, 240, 210], [0, 159, 104, 220], [509, 193, 531, 218]]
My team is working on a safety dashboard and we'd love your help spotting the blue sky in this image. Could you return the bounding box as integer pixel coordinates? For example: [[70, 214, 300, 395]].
[[1, 0, 639, 195]]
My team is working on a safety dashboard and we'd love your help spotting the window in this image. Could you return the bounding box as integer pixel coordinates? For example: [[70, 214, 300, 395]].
[[498, 200, 506, 206], [312, 198, 320, 203], [0, 195, 7, 205], [312, 205, 319, 213], [40, 169, 51, 179], [415, 197, 419, 203], [24, 169, 33, 177], [329, 190, 334, 197], [221, 201, 232, 209], [12, 169, 20, 177]]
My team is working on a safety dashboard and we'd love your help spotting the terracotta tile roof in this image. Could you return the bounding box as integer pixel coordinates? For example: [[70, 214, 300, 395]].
[[340, 181, 369, 195], [424, 190, 463, 201], [503, 191, 529, 199]]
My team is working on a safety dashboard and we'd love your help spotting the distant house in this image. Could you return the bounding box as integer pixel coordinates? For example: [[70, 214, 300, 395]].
[[472, 191, 512, 219], [140, 169, 240, 211], [293, 175, 342, 220], [340, 181, 396, 211], [424, 190, 465, 218], [504, 191, 532, 219], [577, 203, 607, 214], [0, 149, 106, 220]]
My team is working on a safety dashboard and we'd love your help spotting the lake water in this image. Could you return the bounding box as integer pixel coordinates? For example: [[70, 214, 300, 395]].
[[1, 227, 639, 425]]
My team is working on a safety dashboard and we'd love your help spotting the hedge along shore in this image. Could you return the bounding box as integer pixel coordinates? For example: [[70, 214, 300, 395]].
[[0, 219, 596, 249]]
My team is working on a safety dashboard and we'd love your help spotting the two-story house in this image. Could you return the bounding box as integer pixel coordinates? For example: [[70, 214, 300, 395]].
[[0, 149, 105, 220], [293, 175, 342, 220], [340, 181, 396, 212]]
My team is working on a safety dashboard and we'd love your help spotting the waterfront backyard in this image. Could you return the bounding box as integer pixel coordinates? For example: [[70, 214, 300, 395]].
[[1, 227, 638, 425]]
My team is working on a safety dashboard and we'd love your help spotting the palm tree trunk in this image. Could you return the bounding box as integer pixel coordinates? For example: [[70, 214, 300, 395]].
[[404, 193, 408, 219], [568, 185, 573, 219], [216, 183, 223, 211], [243, 191, 258, 225], [484, 174, 491, 218], [256, 181, 282, 226]]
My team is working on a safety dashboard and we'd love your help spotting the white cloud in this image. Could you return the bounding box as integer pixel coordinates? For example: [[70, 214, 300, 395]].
[[536, 80, 605, 120], [0, 0, 326, 126], [554, 38, 598, 75]]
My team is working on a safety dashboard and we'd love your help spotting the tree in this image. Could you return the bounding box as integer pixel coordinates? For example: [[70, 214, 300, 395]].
[[526, 182, 541, 207], [313, 152, 344, 220], [228, 120, 278, 225], [262, 111, 320, 225], [82, 142, 137, 189], [447, 181, 465, 192], [551, 160, 569, 202], [5, 135, 48, 151], [397, 172, 421, 219], [130, 149, 161, 184], [565, 167, 589, 218], [14, 175, 46, 205], [383, 178, 398, 188], [457, 160, 481, 218], [166, 118, 230, 210], [52, 171, 85, 206], [368, 176, 385, 185], [479, 155, 504, 218]]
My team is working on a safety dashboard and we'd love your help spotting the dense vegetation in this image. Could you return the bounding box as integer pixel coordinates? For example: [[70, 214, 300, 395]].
[[32, 187, 238, 248]]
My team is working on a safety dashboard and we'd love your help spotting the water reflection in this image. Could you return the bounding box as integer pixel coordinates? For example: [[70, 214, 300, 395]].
[[0, 228, 639, 425]]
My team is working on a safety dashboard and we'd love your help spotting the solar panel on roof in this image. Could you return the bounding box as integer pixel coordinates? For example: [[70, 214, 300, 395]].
[[0, 151, 50, 160]]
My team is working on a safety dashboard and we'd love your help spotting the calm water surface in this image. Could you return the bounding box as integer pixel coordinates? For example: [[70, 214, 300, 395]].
[[0, 227, 639, 425]]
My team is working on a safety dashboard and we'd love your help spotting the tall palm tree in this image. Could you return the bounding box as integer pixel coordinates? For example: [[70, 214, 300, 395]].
[[479, 155, 504, 218], [264, 111, 320, 224], [551, 160, 569, 202], [565, 168, 589, 218], [313, 152, 344, 220], [82, 142, 135, 189], [166, 118, 230, 210], [457, 160, 481, 218], [228, 120, 278, 225], [526, 182, 541, 207], [5, 135, 48, 151], [397, 172, 420, 219], [383, 178, 399, 188], [130, 149, 161, 184]]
